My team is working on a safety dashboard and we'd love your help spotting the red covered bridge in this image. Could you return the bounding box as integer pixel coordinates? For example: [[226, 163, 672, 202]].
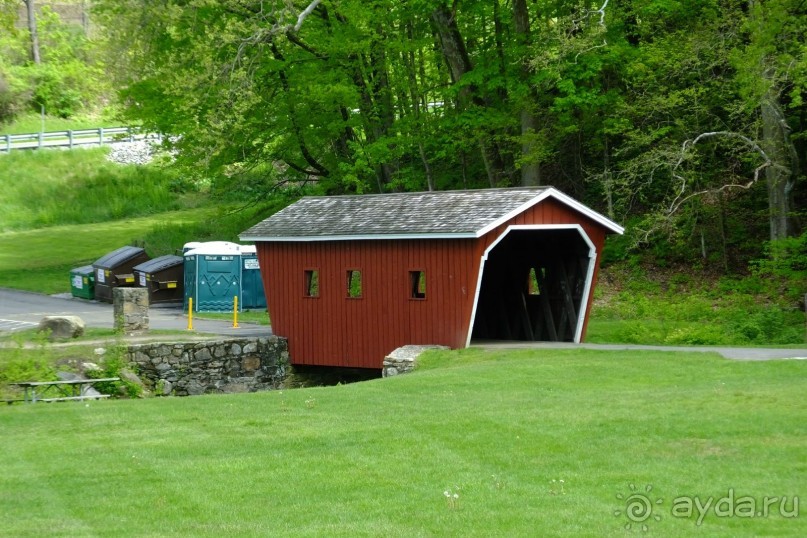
[[240, 187, 623, 369]]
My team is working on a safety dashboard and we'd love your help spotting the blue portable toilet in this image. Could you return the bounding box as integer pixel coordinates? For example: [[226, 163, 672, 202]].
[[182, 241, 203, 254], [239, 245, 267, 310], [183, 242, 241, 312]]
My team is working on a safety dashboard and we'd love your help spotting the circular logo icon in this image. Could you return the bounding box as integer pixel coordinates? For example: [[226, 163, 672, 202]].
[[614, 484, 663, 531]]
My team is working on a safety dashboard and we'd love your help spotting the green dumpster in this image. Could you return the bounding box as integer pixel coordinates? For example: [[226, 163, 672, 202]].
[[69, 265, 95, 300]]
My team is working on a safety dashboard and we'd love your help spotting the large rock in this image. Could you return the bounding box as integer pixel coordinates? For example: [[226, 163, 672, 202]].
[[38, 315, 85, 340], [382, 345, 449, 377], [119, 368, 149, 397]]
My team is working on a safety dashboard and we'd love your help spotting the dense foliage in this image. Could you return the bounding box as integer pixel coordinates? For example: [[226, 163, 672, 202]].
[[0, 1, 111, 120], [2, 1, 805, 291], [91, 1, 806, 246]]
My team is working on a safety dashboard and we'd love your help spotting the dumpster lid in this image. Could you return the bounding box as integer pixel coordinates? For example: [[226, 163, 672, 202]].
[[134, 255, 183, 274], [70, 265, 94, 276], [183, 241, 241, 257], [93, 246, 148, 269]]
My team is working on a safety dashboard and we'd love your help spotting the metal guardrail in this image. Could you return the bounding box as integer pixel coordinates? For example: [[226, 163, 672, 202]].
[[0, 127, 152, 152]]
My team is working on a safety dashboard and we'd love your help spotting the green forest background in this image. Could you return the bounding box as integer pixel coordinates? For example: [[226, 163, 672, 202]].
[[1, 0, 805, 344]]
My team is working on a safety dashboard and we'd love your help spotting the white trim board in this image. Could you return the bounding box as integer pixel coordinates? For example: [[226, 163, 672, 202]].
[[465, 224, 597, 347], [474, 188, 623, 238]]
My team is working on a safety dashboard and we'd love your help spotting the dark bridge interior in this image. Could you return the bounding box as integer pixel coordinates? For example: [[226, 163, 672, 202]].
[[471, 229, 591, 342]]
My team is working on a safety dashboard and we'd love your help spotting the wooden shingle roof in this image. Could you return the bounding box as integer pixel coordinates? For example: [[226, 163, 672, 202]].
[[240, 187, 623, 242]]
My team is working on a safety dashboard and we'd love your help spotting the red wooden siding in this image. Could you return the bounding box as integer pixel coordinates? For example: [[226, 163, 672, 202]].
[[256, 197, 611, 369], [257, 238, 480, 368]]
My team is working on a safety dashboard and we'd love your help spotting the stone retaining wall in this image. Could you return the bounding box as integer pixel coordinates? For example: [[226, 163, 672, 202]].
[[126, 337, 288, 396]]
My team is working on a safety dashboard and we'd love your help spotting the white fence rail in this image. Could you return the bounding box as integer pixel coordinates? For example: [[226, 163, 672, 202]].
[[0, 127, 154, 152]]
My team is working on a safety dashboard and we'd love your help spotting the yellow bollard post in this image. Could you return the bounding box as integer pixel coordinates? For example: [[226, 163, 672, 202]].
[[233, 296, 239, 328], [187, 297, 193, 331]]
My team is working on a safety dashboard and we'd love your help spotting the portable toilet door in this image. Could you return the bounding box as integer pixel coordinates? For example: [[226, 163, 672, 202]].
[[185, 242, 242, 312], [239, 245, 267, 310]]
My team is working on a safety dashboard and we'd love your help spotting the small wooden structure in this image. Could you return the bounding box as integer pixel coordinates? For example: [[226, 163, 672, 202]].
[[133, 255, 184, 304], [240, 187, 623, 369], [92, 246, 150, 303]]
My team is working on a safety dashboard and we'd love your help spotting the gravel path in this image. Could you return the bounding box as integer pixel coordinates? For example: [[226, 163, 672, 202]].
[[472, 341, 807, 361], [106, 136, 171, 165]]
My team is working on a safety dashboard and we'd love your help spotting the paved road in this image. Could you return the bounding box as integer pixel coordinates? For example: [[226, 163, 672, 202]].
[[0, 288, 270, 338]]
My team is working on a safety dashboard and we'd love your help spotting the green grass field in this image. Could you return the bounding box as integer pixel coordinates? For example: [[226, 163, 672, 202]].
[[0, 113, 122, 136], [0, 137, 805, 536], [0, 348, 804, 537], [0, 148, 191, 231], [0, 210, 216, 294]]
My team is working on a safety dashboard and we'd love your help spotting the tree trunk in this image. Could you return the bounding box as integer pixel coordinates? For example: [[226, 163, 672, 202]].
[[269, 39, 329, 177], [514, 0, 541, 186], [369, 23, 396, 187], [748, 0, 797, 241], [25, 0, 41, 64], [762, 95, 792, 241], [431, 4, 507, 186]]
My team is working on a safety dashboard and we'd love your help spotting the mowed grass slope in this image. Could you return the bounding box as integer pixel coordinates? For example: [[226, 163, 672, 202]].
[[1, 349, 804, 537], [0, 149, 222, 293], [0, 210, 215, 294], [0, 149, 187, 231]]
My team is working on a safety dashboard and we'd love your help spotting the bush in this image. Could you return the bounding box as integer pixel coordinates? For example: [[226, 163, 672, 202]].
[[85, 346, 142, 399], [27, 61, 88, 118], [0, 69, 27, 125], [752, 231, 807, 307], [663, 325, 726, 346], [2, 5, 113, 121], [0, 72, 16, 123], [591, 267, 806, 346], [0, 333, 56, 398], [731, 309, 805, 345]]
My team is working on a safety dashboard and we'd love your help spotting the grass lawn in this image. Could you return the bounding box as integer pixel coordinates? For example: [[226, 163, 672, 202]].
[[0, 348, 804, 537], [0, 113, 122, 136], [0, 210, 214, 294]]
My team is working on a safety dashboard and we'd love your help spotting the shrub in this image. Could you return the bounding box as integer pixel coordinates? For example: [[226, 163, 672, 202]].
[[732, 309, 805, 345], [27, 61, 86, 118], [663, 325, 726, 346], [0, 69, 28, 125], [85, 345, 142, 399], [0, 333, 56, 398], [0, 71, 17, 123], [752, 231, 807, 307]]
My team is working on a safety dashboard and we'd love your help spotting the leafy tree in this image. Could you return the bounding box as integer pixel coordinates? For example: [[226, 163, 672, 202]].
[[93, 0, 804, 271], [0, 1, 111, 123]]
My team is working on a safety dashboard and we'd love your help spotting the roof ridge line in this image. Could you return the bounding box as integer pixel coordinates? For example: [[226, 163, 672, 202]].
[[298, 186, 551, 201]]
